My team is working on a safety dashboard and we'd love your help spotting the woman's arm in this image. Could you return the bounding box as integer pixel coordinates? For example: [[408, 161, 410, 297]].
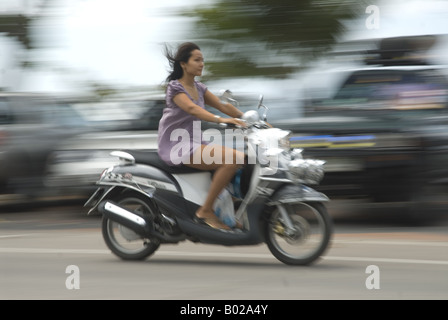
[[173, 92, 245, 126], [173, 93, 219, 122]]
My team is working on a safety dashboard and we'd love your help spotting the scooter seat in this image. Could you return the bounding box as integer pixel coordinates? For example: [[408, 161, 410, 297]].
[[121, 149, 208, 174]]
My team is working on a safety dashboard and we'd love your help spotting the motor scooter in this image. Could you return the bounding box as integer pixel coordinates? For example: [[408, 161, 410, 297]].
[[84, 91, 332, 265]]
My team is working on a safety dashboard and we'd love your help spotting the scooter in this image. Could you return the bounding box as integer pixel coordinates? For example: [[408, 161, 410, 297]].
[[84, 91, 332, 265]]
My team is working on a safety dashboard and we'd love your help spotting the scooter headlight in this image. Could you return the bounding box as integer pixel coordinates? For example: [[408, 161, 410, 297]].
[[278, 131, 291, 150], [288, 159, 325, 184]]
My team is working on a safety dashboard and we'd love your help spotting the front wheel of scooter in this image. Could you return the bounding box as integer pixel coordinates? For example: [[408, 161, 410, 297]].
[[102, 192, 160, 260], [265, 202, 332, 265]]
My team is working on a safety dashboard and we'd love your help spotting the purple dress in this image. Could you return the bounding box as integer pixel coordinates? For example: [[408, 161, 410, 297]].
[[158, 80, 209, 166]]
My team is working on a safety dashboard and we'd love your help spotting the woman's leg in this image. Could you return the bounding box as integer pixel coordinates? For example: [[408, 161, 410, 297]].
[[185, 144, 244, 229]]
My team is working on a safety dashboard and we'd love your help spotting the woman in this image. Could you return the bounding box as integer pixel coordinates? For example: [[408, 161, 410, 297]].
[[158, 42, 246, 231]]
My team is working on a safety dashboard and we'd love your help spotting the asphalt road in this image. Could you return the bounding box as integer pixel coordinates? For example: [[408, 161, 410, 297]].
[[1, 201, 447, 301]]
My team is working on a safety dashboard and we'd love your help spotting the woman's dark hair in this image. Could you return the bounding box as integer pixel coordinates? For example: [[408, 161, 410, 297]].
[[165, 42, 201, 82]]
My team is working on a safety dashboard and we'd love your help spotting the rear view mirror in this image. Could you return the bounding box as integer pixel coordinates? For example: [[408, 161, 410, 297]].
[[219, 89, 239, 108]]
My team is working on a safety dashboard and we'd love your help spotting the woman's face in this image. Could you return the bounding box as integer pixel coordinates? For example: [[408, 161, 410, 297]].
[[182, 49, 204, 77]]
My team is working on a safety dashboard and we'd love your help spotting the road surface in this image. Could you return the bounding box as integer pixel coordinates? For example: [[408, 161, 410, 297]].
[[0, 202, 447, 301]]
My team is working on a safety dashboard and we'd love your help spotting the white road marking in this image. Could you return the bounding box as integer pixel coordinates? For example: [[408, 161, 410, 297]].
[[332, 239, 448, 247], [0, 247, 447, 266], [0, 248, 110, 254], [0, 234, 37, 239], [322, 256, 448, 265]]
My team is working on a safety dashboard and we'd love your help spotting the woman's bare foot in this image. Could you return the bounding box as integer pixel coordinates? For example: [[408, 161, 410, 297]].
[[195, 208, 230, 230], [234, 221, 243, 229]]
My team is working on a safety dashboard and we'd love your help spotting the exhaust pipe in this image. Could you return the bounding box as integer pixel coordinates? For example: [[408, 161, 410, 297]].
[[98, 200, 186, 243], [98, 201, 148, 237]]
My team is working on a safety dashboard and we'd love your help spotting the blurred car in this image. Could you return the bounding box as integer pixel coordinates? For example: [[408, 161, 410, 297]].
[[274, 35, 448, 218], [44, 94, 165, 197], [0, 92, 92, 204]]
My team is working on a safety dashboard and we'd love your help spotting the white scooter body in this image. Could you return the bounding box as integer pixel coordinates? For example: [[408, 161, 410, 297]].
[[173, 172, 212, 205]]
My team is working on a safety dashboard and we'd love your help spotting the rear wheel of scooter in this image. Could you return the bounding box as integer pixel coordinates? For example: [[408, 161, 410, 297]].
[[265, 202, 332, 265], [102, 192, 160, 260]]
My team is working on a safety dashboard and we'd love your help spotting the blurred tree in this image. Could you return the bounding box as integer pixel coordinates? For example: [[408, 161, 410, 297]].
[[186, 0, 372, 79], [0, 14, 34, 49]]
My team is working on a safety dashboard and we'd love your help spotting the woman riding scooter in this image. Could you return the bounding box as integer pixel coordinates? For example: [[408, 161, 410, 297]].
[[158, 42, 247, 231]]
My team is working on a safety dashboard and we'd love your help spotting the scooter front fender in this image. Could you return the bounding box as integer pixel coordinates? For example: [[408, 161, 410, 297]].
[[268, 184, 330, 206]]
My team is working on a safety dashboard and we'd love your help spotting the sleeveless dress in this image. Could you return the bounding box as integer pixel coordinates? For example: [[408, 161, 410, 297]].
[[157, 80, 210, 166]]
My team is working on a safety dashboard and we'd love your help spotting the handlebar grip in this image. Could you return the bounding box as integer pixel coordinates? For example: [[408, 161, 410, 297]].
[[219, 123, 245, 129]]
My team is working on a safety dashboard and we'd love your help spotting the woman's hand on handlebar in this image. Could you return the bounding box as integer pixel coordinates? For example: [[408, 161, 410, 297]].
[[221, 117, 247, 128]]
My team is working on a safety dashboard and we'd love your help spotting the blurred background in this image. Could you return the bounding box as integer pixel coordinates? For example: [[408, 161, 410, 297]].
[[1, 0, 448, 222]]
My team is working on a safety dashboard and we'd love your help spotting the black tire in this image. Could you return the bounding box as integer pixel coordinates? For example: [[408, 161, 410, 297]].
[[265, 202, 332, 265], [102, 192, 160, 260]]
